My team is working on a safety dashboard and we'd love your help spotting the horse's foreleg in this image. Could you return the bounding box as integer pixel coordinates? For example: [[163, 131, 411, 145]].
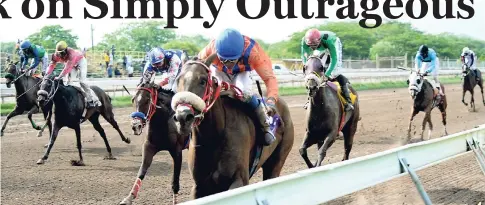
[[169, 149, 183, 205], [426, 114, 433, 140], [1, 107, 23, 137], [299, 131, 317, 169], [120, 143, 157, 205], [407, 108, 419, 141], [37, 109, 52, 138], [420, 112, 431, 141], [37, 122, 61, 164], [479, 82, 485, 106], [470, 89, 476, 111], [27, 106, 41, 130], [315, 132, 337, 167], [71, 126, 85, 166], [462, 89, 468, 106]]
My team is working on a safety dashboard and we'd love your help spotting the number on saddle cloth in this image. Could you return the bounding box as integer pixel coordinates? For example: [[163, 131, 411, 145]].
[[260, 97, 281, 135]]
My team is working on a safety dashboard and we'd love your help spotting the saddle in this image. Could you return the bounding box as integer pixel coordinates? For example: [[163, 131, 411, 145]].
[[68, 85, 102, 123]]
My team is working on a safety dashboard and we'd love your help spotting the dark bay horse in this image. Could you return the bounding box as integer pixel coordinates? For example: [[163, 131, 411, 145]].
[[461, 64, 484, 112], [1, 61, 52, 138], [170, 56, 294, 199], [406, 69, 448, 142], [36, 75, 130, 165], [120, 82, 189, 205], [299, 55, 360, 168]]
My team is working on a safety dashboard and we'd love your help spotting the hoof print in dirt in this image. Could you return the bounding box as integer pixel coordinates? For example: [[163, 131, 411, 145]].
[[70, 160, 85, 166]]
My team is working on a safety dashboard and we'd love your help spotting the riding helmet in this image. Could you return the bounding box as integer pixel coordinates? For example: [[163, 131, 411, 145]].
[[149, 47, 165, 65], [215, 28, 245, 60], [419, 45, 428, 57], [304, 28, 321, 47], [20, 40, 32, 50]]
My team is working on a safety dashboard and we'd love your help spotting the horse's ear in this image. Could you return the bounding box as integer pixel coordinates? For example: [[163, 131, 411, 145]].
[[191, 56, 199, 61], [14, 61, 19, 66], [302, 65, 306, 75], [406, 79, 410, 85], [319, 52, 326, 59], [204, 54, 218, 68]]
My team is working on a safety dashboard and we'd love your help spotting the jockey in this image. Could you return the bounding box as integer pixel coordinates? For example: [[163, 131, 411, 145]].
[[461, 47, 480, 81], [198, 28, 278, 146], [301, 29, 354, 111], [139, 47, 183, 92], [45, 41, 102, 108], [18, 40, 49, 76], [415, 45, 444, 99]]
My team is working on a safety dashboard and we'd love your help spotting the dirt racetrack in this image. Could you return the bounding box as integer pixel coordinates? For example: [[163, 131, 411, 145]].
[[1, 84, 485, 205]]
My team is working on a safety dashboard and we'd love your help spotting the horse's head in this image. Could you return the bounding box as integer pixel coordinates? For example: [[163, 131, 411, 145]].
[[303, 51, 328, 97], [407, 71, 424, 100], [37, 75, 60, 106], [170, 54, 217, 136], [130, 82, 175, 135], [4, 61, 20, 88]]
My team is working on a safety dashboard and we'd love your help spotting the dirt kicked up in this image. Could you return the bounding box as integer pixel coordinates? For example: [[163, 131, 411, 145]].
[[1, 84, 485, 205]]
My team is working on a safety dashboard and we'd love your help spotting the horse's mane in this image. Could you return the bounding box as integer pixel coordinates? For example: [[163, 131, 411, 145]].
[[159, 86, 175, 96]]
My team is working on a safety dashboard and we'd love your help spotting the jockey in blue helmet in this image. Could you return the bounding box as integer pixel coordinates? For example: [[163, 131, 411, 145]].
[[19, 40, 49, 76], [140, 47, 183, 92]]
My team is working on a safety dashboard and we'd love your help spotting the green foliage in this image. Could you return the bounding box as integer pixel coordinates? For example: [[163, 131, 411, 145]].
[[26, 25, 79, 50], [163, 40, 201, 56], [266, 21, 485, 60], [1, 42, 16, 53], [100, 21, 176, 51]]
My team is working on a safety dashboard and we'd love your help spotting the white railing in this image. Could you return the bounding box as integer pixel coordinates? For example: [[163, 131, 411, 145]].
[[179, 125, 485, 205]]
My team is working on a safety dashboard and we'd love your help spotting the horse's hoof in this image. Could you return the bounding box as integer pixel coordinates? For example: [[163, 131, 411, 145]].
[[70, 160, 85, 166], [0, 131, 4, 137], [36, 132, 42, 137], [34, 126, 41, 130], [104, 154, 117, 160], [36, 159, 45, 164], [125, 138, 131, 144], [44, 144, 49, 148], [120, 195, 134, 205], [173, 194, 178, 204]]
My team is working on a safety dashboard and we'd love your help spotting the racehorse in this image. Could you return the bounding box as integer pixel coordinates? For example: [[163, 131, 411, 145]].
[[406, 68, 448, 142], [120, 82, 189, 205], [36, 75, 131, 165], [170, 55, 294, 199], [461, 63, 484, 112], [1, 61, 52, 138], [299, 53, 360, 168]]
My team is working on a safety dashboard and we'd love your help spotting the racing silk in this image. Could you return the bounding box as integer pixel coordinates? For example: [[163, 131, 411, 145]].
[[301, 31, 339, 78], [20, 45, 46, 70], [198, 36, 278, 101], [46, 48, 84, 77], [461, 50, 475, 68], [142, 49, 183, 85], [415, 48, 437, 73]]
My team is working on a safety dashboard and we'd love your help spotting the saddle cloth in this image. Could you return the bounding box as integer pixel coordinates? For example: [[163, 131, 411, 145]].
[[326, 81, 358, 107]]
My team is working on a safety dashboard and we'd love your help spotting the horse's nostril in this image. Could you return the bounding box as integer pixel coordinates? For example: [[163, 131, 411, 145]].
[[173, 115, 179, 122], [186, 114, 194, 122]]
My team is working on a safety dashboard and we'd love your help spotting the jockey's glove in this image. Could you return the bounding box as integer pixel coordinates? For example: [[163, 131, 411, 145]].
[[266, 97, 277, 116]]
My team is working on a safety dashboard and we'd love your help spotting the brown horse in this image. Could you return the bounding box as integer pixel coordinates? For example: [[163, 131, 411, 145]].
[[461, 64, 484, 112], [406, 70, 448, 142], [120, 82, 189, 205], [170, 56, 294, 199], [299, 54, 360, 168]]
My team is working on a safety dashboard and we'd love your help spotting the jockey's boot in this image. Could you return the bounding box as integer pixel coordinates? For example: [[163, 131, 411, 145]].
[[341, 84, 354, 112], [254, 101, 276, 146], [474, 70, 480, 81]]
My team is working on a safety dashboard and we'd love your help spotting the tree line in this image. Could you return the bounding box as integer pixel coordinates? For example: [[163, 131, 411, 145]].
[[2, 21, 484, 61]]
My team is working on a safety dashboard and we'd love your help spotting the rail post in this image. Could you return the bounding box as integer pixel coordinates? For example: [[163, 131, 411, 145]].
[[398, 157, 432, 205]]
